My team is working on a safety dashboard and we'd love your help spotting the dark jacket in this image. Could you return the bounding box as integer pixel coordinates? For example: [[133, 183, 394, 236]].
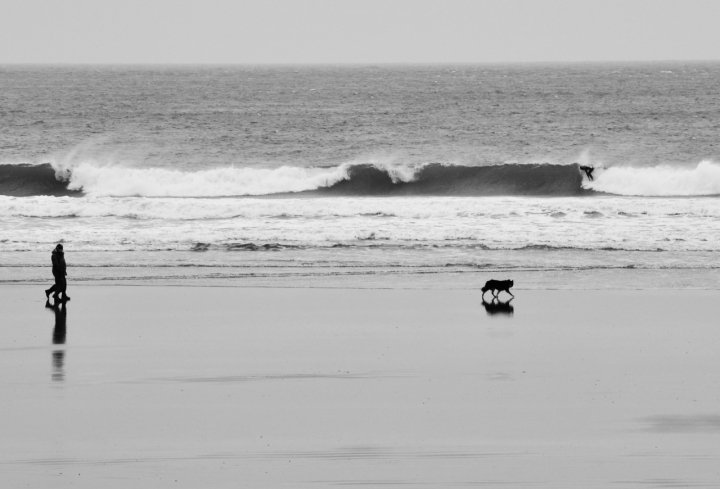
[[52, 250, 66, 276]]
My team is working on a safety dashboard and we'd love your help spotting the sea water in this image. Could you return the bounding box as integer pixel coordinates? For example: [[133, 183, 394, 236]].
[[1, 64, 719, 288]]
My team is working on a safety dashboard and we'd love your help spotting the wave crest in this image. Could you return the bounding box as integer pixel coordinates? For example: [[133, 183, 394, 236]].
[[3, 160, 720, 198], [1, 161, 589, 197], [0, 163, 80, 197], [63, 161, 588, 197]]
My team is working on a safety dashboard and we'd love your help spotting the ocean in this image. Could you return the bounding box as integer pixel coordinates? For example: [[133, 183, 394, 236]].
[[2, 63, 720, 288]]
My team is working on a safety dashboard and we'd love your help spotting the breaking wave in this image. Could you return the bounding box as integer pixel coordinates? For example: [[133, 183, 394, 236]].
[[586, 160, 720, 196], [63, 162, 351, 197], [2, 160, 720, 198], [0, 163, 81, 197], [314, 162, 587, 196], [2, 161, 589, 197]]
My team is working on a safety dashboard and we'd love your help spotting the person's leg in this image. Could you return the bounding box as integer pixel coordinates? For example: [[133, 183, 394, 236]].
[[60, 276, 70, 300], [53, 276, 65, 300], [51, 274, 61, 300]]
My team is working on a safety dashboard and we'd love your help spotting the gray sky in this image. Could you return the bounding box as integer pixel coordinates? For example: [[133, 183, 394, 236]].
[[2, 0, 720, 64]]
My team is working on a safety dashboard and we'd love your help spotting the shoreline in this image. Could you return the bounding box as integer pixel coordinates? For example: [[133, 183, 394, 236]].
[[4, 267, 720, 290]]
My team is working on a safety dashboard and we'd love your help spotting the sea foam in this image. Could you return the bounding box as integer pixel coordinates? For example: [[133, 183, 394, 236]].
[[63, 162, 351, 197], [3, 160, 720, 198], [2, 196, 720, 254], [586, 160, 720, 196], [56, 161, 586, 197]]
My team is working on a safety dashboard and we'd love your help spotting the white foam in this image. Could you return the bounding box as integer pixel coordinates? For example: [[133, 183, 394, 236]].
[[61, 162, 353, 197], [3, 195, 720, 220], [46, 150, 434, 197], [586, 160, 720, 196], [2, 196, 720, 253], [351, 156, 420, 183]]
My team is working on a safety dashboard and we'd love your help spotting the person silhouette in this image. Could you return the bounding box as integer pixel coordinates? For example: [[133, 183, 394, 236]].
[[579, 165, 595, 181], [45, 244, 70, 302]]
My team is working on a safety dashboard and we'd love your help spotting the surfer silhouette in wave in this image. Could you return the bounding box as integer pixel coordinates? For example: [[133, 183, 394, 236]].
[[579, 165, 595, 181]]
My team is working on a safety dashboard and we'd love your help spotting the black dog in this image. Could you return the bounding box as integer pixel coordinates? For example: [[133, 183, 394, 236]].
[[481, 279, 514, 300]]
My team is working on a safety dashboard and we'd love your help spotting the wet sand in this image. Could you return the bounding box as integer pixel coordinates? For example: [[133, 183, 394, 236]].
[[1, 285, 720, 488]]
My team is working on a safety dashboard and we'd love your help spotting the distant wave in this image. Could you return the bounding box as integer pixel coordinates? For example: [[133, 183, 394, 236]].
[[1, 161, 590, 197], [311, 162, 588, 196], [586, 160, 720, 196], [3, 160, 720, 198]]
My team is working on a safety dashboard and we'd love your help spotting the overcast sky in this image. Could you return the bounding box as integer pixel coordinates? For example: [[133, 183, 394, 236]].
[[2, 0, 720, 64]]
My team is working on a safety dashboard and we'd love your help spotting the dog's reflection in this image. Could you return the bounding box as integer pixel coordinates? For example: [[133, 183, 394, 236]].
[[46, 299, 67, 382], [481, 297, 514, 317]]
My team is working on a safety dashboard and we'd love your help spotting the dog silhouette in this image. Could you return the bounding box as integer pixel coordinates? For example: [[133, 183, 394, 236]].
[[481, 279, 514, 300]]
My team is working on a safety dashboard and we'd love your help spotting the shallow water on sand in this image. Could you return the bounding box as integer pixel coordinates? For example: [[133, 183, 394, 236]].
[[2, 286, 720, 488]]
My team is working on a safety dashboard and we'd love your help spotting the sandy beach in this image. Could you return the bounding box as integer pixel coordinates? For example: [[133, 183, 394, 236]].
[[4, 2, 720, 487], [2, 284, 719, 488]]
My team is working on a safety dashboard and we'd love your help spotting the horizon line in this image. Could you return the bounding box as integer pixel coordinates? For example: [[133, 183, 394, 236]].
[[2, 59, 720, 67]]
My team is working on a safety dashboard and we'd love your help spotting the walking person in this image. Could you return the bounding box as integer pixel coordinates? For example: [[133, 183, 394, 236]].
[[45, 244, 70, 302]]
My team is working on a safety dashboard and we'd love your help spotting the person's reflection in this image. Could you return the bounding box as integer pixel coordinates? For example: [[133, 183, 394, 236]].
[[481, 297, 514, 317], [46, 299, 67, 382]]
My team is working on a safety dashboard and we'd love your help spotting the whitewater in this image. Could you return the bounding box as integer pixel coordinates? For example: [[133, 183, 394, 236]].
[[68, 159, 720, 198], [5, 159, 720, 198], [1, 193, 719, 251], [48, 158, 720, 197]]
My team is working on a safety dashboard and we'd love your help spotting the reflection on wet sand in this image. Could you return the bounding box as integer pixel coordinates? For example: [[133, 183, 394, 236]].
[[46, 300, 66, 382], [10, 445, 526, 464], [154, 372, 388, 383], [5, 287, 720, 488], [51, 351, 65, 382], [642, 414, 720, 433], [481, 298, 514, 317], [132, 371, 414, 385]]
